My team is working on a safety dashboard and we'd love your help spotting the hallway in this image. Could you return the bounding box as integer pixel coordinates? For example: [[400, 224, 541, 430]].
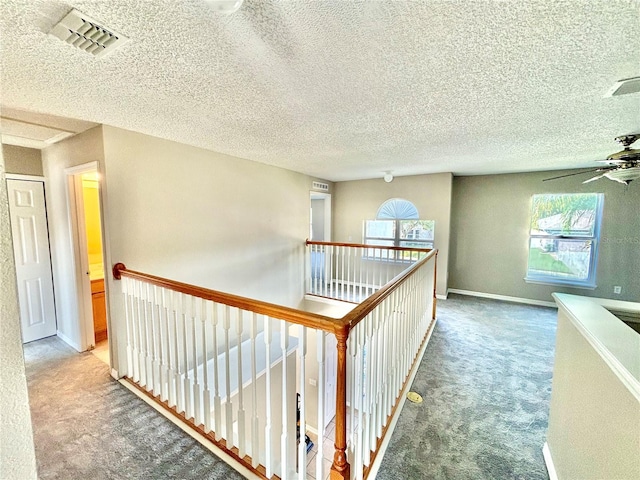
[[24, 338, 244, 480]]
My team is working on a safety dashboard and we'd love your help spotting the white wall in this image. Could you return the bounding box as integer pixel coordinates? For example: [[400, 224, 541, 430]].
[[0, 146, 38, 479], [333, 173, 452, 297], [546, 294, 640, 479], [41, 126, 105, 351]]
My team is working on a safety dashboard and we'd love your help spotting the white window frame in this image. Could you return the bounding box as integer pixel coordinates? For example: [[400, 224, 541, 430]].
[[363, 199, 434, 261], [525, 193, 604, 288]]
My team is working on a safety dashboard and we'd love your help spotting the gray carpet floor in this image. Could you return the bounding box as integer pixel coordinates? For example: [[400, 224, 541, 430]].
[[377, 294, 557, 480], [24, 294, 556, 480], [24, 337, 245, 480]]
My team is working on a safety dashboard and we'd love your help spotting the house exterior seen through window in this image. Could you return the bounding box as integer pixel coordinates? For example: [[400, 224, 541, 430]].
[[526, 193, 603, 287], [364, 199, 435, 253]]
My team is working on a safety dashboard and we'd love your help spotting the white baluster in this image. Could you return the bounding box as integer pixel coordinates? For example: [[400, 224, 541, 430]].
[[159, 288, 169, 402], [167, 289, 178, 408], [174, 292, 185, 414], [134, 279, 144, 385], [202, 298, 212, 433], [223, 305, 233, 444], [250, 313, 259, 468], [151, 285, 162, 395], [182, 294, 192, 419], [122, 277, 134, 378], [316, 332, 326, 480], [144, 283, 154, 392], [297, 324, 307, 480], [192, 296, 202, 426], [212, 303, 222, 441], [236, 308, 246, 458], [280, 320, 290, 480], [264, 315, 273, 478]]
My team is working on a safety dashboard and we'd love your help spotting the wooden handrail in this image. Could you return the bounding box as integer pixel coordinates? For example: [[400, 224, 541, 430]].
[[113, 245, 438, 480], [306, 239, 433, 253], [112, 263, 341, 334]]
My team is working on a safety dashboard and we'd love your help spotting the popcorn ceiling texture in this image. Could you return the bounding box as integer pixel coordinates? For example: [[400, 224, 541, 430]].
[[1, 0, 639, 181]]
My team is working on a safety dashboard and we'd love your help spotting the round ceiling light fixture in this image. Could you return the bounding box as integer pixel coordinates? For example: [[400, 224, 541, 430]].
[[205, 0, 244, 14], [383, 172, 394, 183]]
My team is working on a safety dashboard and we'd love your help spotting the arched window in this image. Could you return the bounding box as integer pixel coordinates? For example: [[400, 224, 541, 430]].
[[364, 198, 435, 249], [376, 198, 419, 220]]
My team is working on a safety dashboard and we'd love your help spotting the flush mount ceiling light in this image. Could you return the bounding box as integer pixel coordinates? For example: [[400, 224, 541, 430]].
[[604, 76, 640, 97], [49, 9, 128, 58], [383, 172, 394, 183], [204, 0, 244, 14]]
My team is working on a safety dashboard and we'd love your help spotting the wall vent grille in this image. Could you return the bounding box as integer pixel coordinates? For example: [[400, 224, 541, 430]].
[[312, 181, 329, 191], [49, 9, 128, 58]]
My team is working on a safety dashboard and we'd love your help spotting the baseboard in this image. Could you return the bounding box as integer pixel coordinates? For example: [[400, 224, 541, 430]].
[[119, 380, 260, 480], [447, 289, 557, 308], [56, 330, 84, 352], [543, 442, 559, 480], [436, 293, 447, 300]]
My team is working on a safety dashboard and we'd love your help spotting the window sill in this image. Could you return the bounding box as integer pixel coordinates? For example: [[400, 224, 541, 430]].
[[524, 277, 597, 290]]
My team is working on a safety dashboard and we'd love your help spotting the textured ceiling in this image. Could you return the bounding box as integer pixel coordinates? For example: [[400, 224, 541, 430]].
[[1, 0, 639, 182]]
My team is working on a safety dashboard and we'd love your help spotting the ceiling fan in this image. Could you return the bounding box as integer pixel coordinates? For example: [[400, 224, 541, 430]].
[[544, 133, 640, 185]]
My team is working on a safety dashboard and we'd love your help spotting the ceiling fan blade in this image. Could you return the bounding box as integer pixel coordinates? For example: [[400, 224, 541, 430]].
[[583, 174, 606, 184], [542, 168, 603, 182]]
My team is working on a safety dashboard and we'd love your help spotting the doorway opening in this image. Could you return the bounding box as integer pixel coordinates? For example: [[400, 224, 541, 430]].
[[309, 192, 331, 242], [66, 163, 109, 365]]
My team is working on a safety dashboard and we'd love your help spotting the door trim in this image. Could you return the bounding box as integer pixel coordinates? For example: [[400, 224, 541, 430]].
[[64, 161, 101, 351]]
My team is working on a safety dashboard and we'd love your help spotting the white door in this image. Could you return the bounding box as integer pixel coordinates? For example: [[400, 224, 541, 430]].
[[7, 179, 57, 343]]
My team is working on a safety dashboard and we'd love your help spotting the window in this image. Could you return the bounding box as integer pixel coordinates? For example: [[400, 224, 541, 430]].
[[364, 199, 435, 258], [526, 193, 603, 287]]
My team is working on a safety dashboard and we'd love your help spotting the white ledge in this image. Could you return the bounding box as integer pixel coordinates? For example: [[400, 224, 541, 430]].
[[552, 293, 640, 401]]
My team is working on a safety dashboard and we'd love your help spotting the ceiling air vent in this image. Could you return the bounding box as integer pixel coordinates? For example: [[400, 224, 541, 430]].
[[312, 181, 329, 191], [49, 9, 128, 58]]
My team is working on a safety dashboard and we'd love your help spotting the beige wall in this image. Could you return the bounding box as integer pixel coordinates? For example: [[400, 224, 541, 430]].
[[2, 145, 43, 176], [333, 173, 452, 296], [449, 171, 640, 303], [101, 125, 329, 306], [0, 146, 38, 479], [41, 126, 106, 350]]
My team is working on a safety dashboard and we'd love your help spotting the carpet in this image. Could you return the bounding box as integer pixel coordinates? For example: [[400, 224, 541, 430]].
[[376, 294, 557, 480]]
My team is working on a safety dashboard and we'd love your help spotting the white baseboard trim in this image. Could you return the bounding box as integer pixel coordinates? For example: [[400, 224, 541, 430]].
[[119, 380, 260, 480], [436, 293, 447, 300], [367, 317, 438, 480], [543, 442, 559, 480], [447, 289, 557, 308], [56, 330, 84, 352]]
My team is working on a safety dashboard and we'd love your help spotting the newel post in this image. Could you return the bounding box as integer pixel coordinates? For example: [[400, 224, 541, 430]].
[[112, 262, 126, 280], [330, 325, 351, 480]]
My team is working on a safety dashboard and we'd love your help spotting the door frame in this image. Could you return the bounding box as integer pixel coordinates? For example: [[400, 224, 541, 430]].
[[309, 192, 331, 242], [65, 162, 105, 351]]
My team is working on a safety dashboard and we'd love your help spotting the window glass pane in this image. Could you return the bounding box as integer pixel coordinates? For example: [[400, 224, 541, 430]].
[[530, 194, 599, 237], [363, 239, 394, 259], [365, 220, 395, 239], [399, 220, 435, 240], [527, 238, 593, 281]]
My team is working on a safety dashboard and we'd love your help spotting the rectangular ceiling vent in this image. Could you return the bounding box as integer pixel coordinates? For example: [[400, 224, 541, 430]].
[[49, 9, 128, 58], [312, 181, 329, 191]]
